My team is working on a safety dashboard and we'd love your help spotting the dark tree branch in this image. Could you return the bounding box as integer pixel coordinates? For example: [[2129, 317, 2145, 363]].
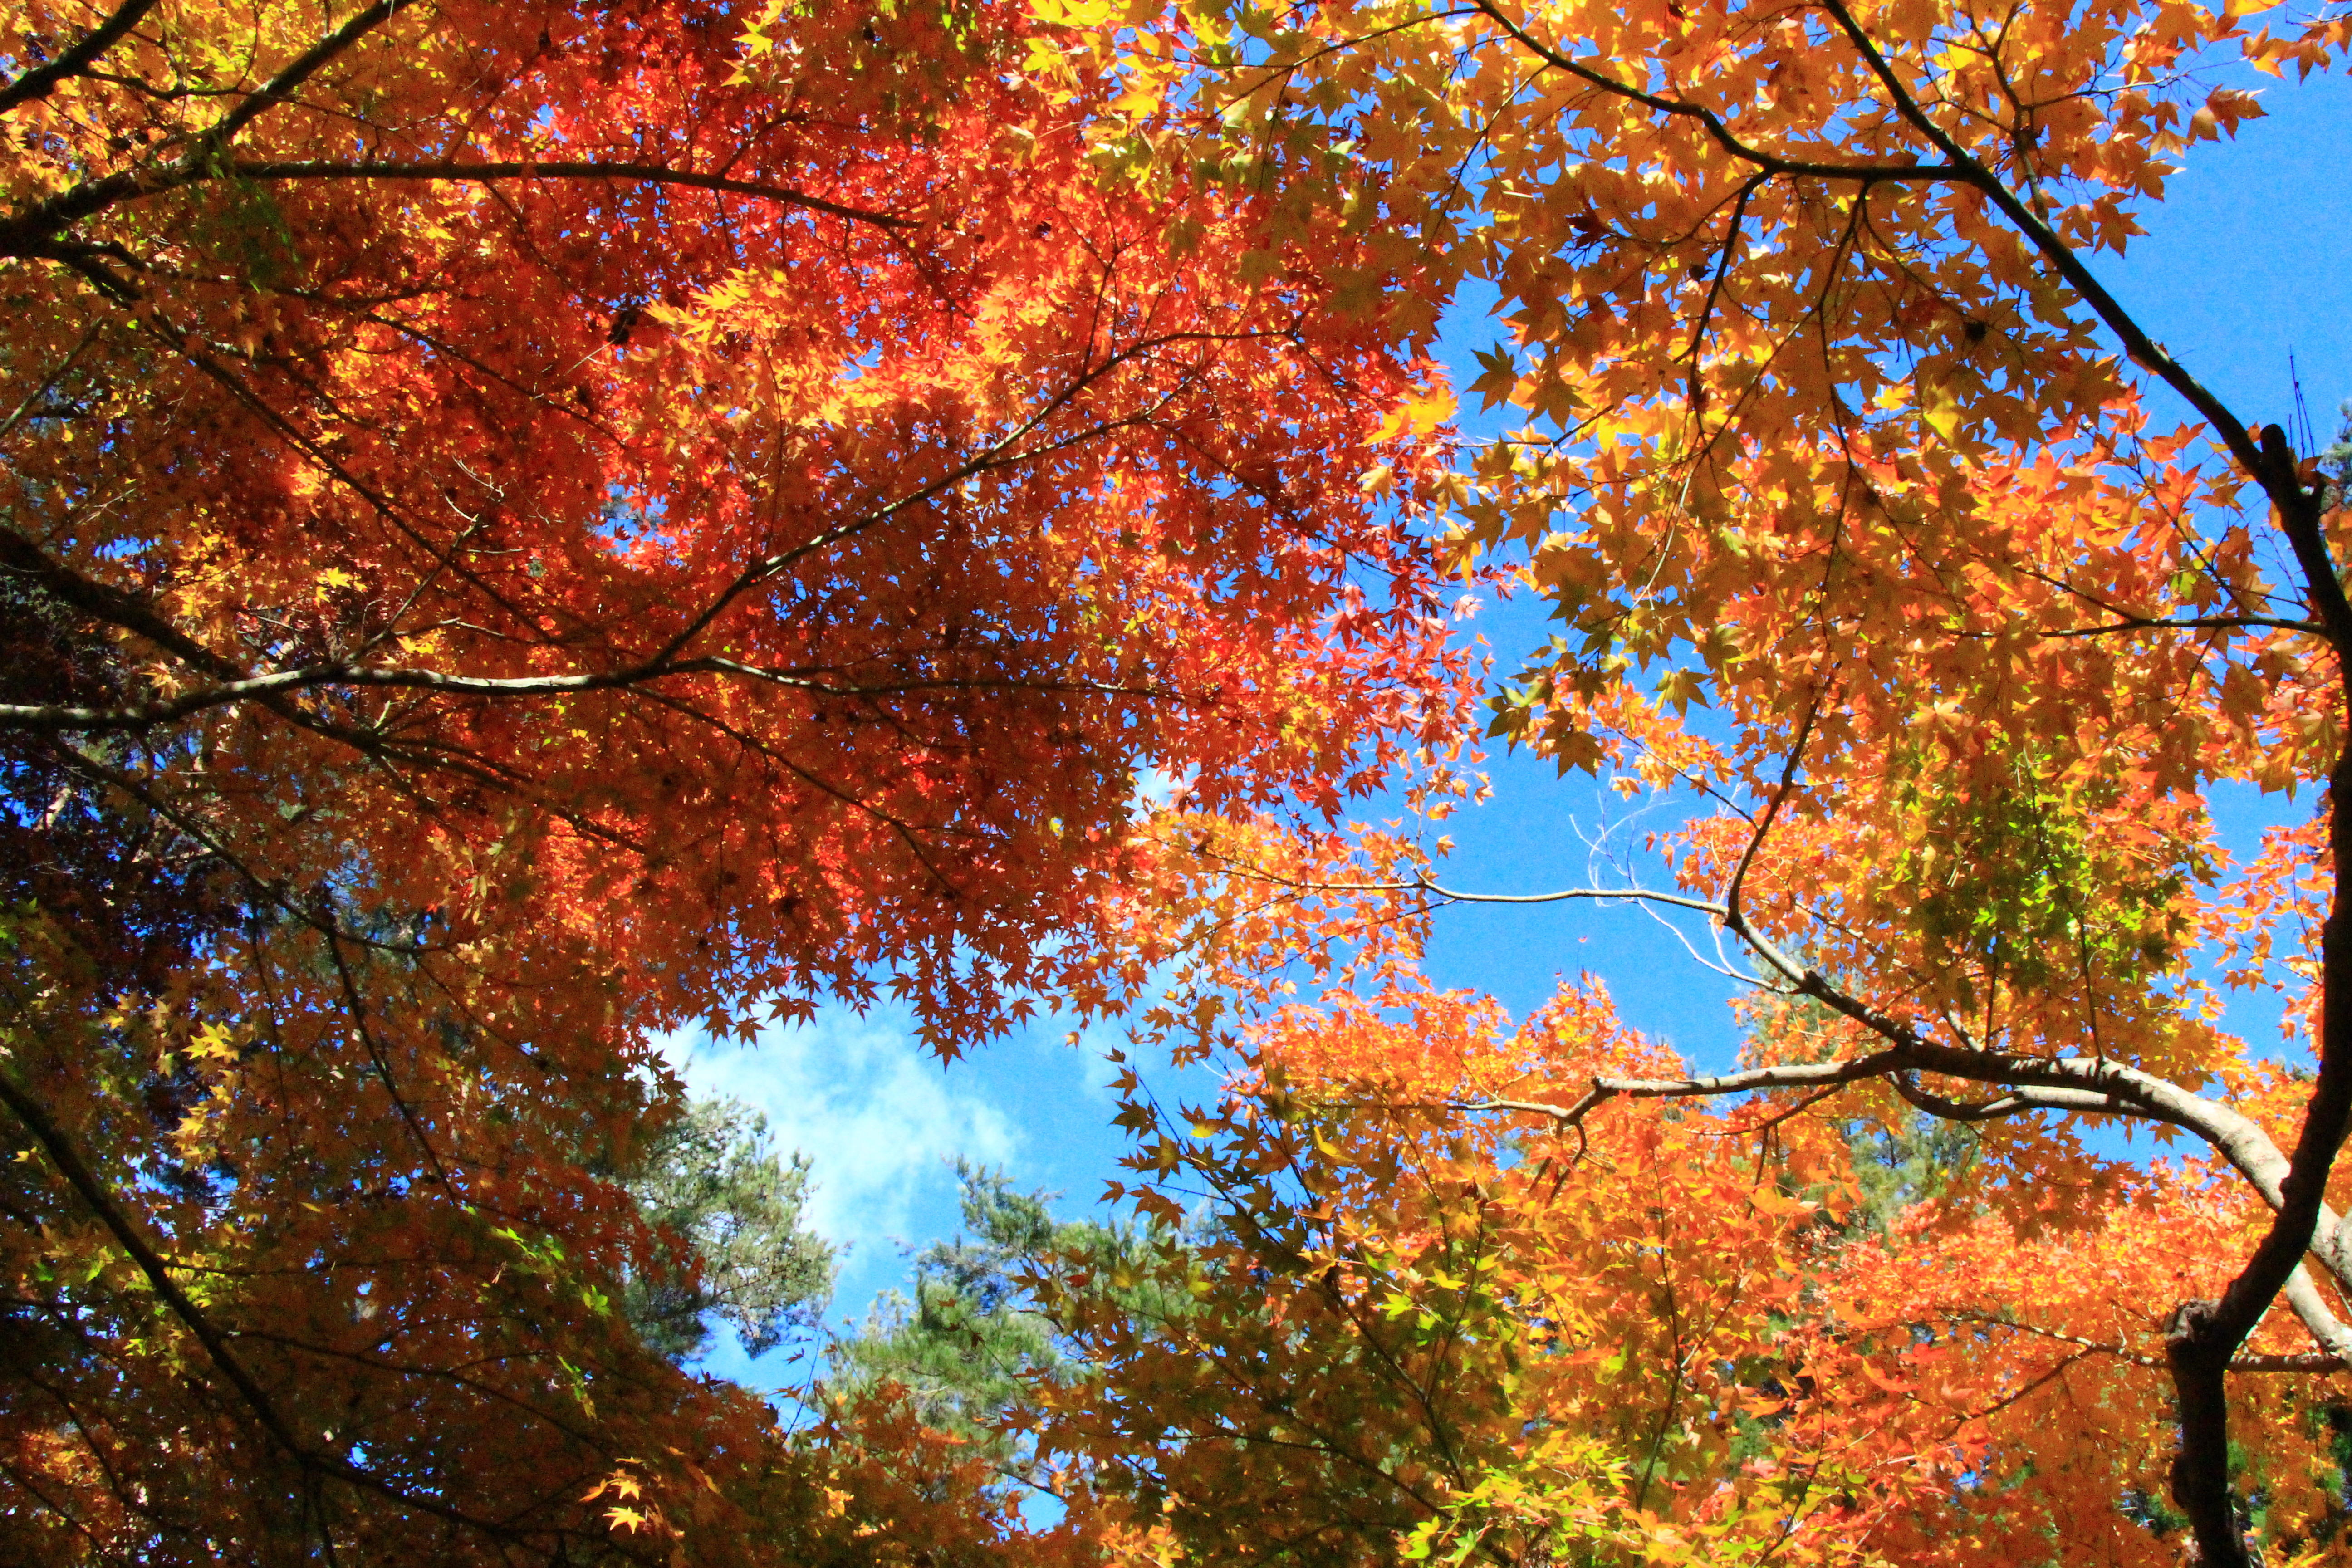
[[228, 160, 912, 230], [200, 0, 413, 151], [0, 1064, 540, 1548], [1808, 0, 2350, 646], [0, 657, 1162, 733], [0, 0, 162, 116], [0, 521, 247, 685], [0, 0, 416, 257], [1467, 0, 1966, 186]]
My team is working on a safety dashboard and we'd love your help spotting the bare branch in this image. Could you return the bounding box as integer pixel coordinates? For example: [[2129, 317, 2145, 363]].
[[1415, 878, 1729, 916]]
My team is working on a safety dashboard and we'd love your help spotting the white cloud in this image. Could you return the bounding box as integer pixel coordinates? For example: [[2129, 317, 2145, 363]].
[[657, 1003, 1019, 1256]]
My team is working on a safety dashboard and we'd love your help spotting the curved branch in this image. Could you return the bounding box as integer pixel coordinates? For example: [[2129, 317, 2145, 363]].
[[1883, 1068, 2209, 1140], [1807, 0, 2350, 647], [1466, 0, 1965, 186], [1473, 1009, 2352, 1288], [2282, 1266, 2352, 1366], [228, 160, 911, 230], [1416, 879, 1729, 916], [0, 0, 162, 116], [0, 1063, 535, 1546], [1724, 685, 1825, 931], [1466, 0, 2349, 647]]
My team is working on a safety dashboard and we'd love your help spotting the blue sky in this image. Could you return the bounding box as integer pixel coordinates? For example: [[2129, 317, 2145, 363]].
[[674, 57, 2352, 1389]]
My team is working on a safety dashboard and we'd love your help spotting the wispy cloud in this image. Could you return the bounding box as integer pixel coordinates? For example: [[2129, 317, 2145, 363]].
[[657, 1003, 1019, 1261]]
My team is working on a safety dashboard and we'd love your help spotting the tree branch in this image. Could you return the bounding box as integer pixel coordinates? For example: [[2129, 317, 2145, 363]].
[[1947, 1308, 2343, 1373], [1809, 0, 2349, 642], [0, 1063, 537, 1546], [0, 654, 1162, 733], [199, 0, 413, 152], [0, 0, 162, 116], [229, 160, 912, 230], [1467, 0, 1965, 186]]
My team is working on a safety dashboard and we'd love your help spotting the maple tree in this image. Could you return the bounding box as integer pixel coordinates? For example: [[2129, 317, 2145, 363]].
[[0, 0, 1471, 1559], [1028, 0, 2352, 1563], [18, 0, 2352, 1560]]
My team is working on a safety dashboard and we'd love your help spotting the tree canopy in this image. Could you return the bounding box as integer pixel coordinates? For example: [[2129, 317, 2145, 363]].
[[1064, 0, 2352, 1562], [7, 0, 2352, 1564], [0, 0, 1462, 1556]]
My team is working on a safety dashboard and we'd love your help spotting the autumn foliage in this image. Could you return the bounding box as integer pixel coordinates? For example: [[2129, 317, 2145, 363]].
[[0, 0, 1465, 1558], [1053, 0, 2352, 1563], [1065, 981, 2352, 1566], [12, 0, 2352, 1563]]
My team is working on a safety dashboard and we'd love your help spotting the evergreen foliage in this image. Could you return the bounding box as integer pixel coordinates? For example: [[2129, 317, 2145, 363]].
[[623, 1098, 834, 1363]]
